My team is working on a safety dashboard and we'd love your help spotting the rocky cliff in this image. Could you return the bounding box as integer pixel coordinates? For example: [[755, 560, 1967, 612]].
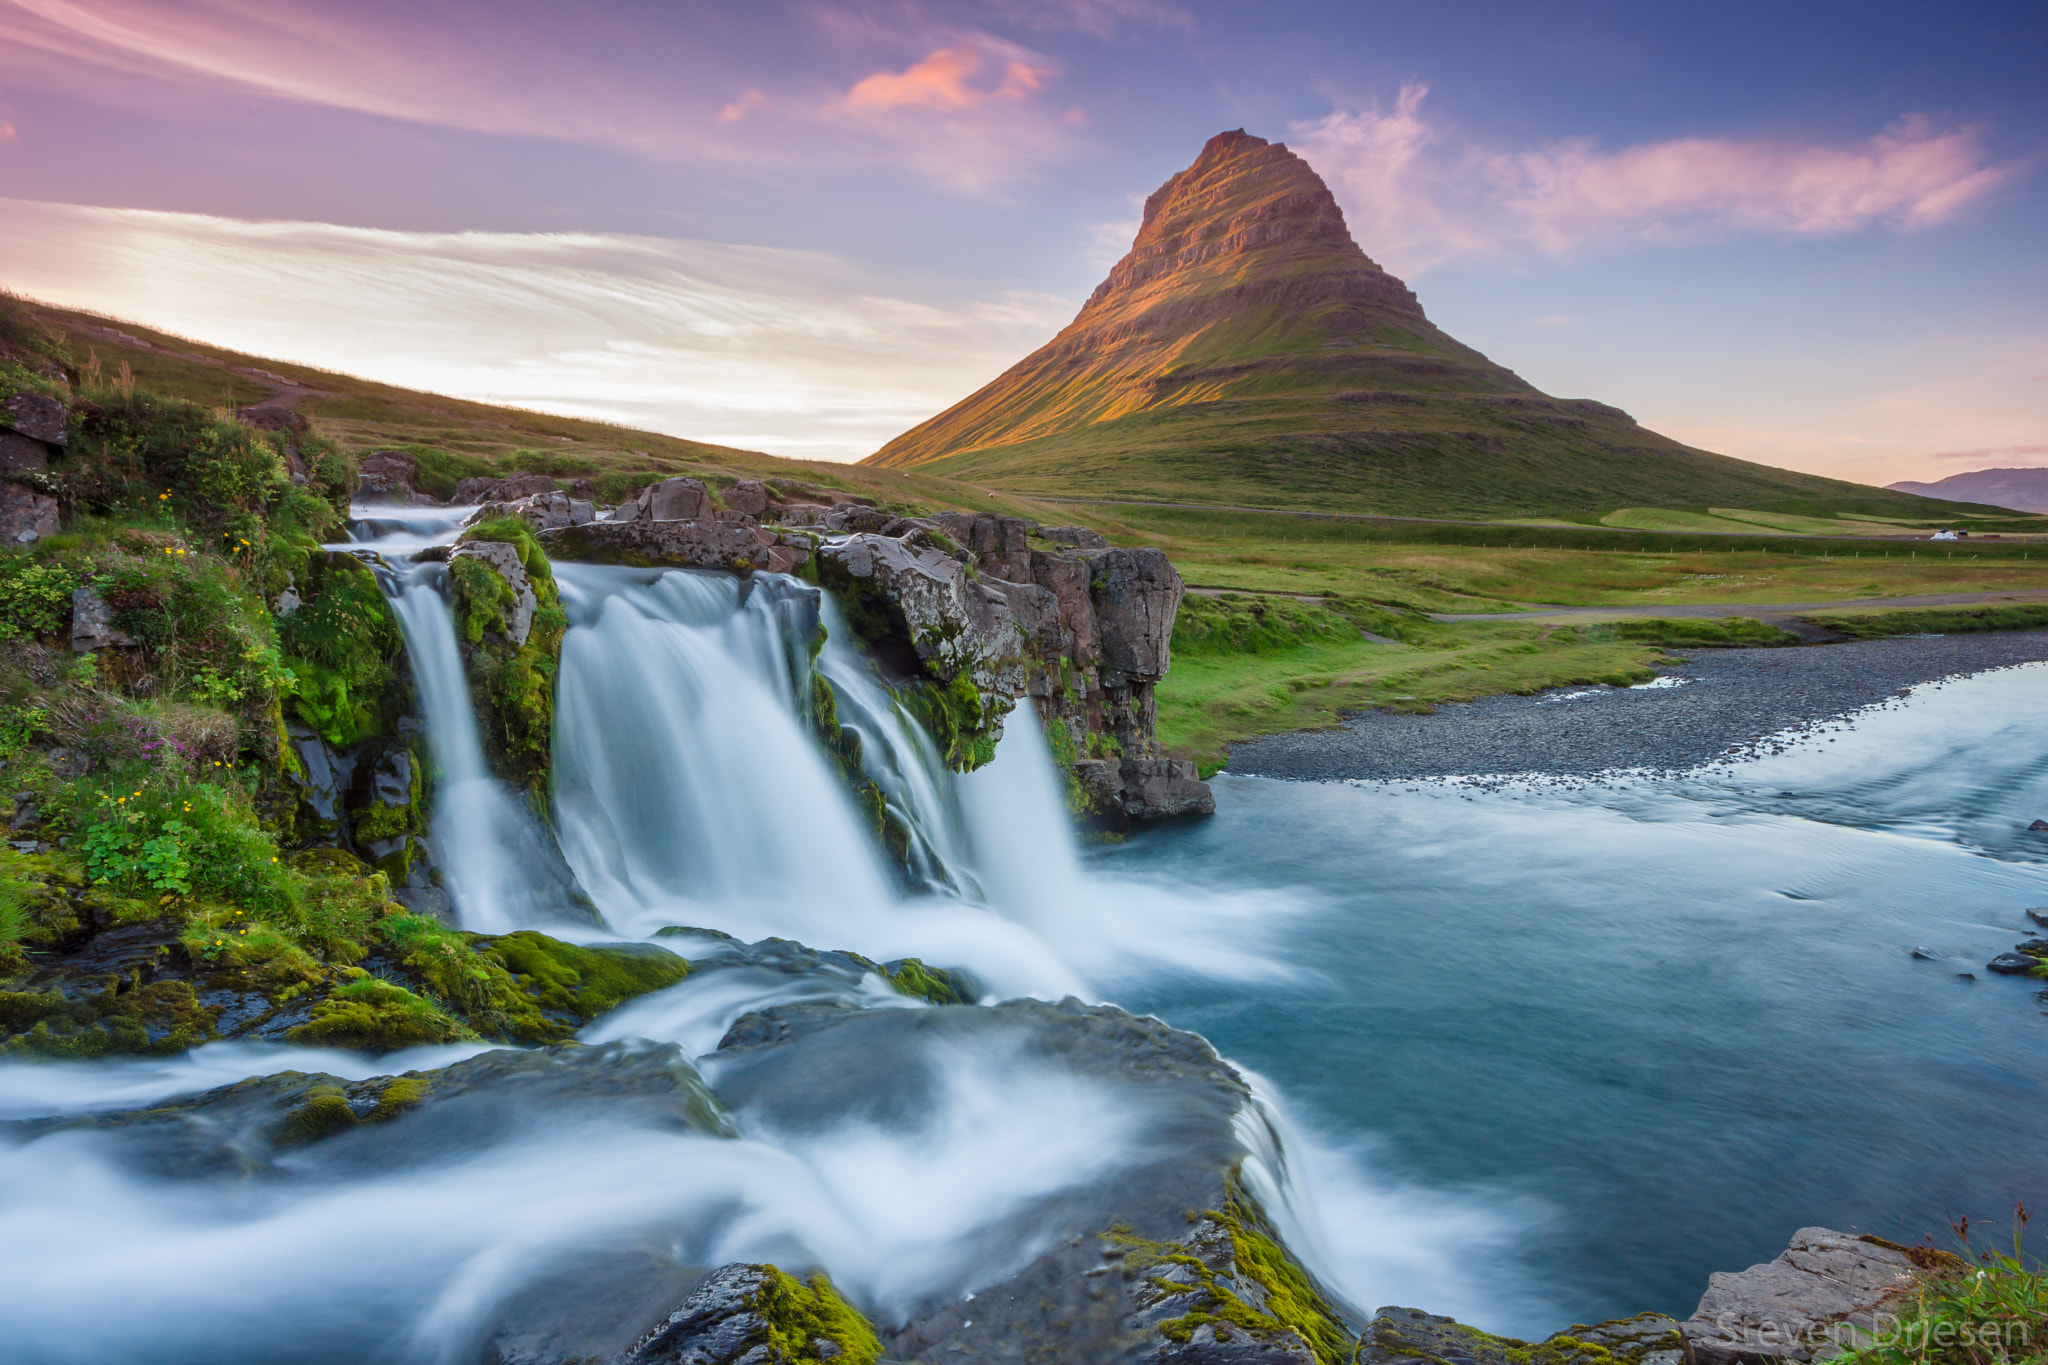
[[861, 131, 1933, 520]]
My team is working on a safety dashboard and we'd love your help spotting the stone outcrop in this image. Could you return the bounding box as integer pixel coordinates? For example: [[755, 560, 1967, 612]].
[[539, 518, 810, 576], [1681, 1228, 1948, 1365], [456, 471, 557, 504], [0, 393, 65, 544], [464, 490, 597, 532], [356, 449, 425, 501], [450, 540, 538, 647], [70, 587, 133, 651], [4, 392, 68, 446], [616, 475, 714, 523]]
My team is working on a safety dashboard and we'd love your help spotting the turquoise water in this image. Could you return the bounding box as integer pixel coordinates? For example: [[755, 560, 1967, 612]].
[[1111, 662, 2048, 1333]]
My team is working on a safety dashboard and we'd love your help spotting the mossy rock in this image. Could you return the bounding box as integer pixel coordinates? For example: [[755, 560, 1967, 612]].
[[285, 977, 473, 1051]]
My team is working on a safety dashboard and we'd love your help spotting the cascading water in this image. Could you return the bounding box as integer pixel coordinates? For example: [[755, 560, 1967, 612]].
[[347, 508, 586, 933]]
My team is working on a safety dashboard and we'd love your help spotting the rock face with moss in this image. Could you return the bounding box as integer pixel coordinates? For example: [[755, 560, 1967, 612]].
[[448, 518, 569, 795], [921, 511, 1213, 823]]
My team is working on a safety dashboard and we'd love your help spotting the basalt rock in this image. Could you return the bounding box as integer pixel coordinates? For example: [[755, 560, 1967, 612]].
[[540, 518, 810, 575], [3, 392, 68, 447], [355, 449, 420, 500], [451, 540, 539, 648], [816, 530, 1025, 716], [70, 586, 134, 651], [1680, 1228, 1944, 1365], [465, 490, 597, 532], [616, 476, 714, 523], [0, 482, 58, 544], [456, 472, 557, 504]]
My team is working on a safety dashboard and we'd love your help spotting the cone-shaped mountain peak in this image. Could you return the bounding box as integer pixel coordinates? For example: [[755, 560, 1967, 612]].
[[865, 128, 1517, 471], [863, 130, 1896, 520]]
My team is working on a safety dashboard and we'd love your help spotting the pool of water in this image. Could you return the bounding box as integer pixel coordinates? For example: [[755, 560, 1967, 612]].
[[1109, 662, 2048, 1333]]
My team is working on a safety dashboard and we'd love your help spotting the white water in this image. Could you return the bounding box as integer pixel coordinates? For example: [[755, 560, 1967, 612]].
[[0, 517, 1564, 1361], [343, 509, 587, 932]]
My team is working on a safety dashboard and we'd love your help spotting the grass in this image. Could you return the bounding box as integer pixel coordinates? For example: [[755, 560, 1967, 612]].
[[1837, 1213, 2046, 1365], [1158, 605, 1672, 772]]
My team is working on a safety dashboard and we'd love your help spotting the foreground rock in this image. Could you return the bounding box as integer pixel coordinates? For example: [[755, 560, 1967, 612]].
[[1680, 1227, 1951, 1365]]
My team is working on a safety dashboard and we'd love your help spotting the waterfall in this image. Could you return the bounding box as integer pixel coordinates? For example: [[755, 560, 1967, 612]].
[[348, 509, 587, 933], [813, 594, 983, 899]]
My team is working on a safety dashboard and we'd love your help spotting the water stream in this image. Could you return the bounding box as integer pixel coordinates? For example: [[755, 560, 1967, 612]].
[[4, 509, 2046, 1360]]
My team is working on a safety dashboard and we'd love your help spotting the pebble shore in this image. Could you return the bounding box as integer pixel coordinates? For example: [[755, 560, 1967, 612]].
[[1225, 630, 2048, 781]]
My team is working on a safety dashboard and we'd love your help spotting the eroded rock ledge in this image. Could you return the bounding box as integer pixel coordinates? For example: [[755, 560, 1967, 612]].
[[506, 475, 1212, 824]]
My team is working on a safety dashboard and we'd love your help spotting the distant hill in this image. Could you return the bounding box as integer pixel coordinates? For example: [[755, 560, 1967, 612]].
[[1887, 467, 2048, 514], [864, 130, 1983, 522]]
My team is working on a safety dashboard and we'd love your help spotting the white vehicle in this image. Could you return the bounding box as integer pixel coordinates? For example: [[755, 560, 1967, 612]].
[[1929, 529, 1960, 540]]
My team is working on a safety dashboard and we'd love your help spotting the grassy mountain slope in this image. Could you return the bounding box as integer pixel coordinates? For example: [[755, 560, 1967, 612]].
[[861, 131, 1982, 523]]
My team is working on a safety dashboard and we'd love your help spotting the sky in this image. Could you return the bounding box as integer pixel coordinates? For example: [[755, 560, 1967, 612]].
[[0, 0, 2043, 484]]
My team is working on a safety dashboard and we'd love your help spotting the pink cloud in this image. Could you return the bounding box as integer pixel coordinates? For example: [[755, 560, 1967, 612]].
[[842, 44, 1055, 114], [717, 89, 767, 124], [1296, 84, 2027, 273]]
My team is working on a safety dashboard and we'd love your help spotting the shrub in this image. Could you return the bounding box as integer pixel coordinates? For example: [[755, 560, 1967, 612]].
[[0, 559, 78, 640], [1839, 1211, 2046, 1365]]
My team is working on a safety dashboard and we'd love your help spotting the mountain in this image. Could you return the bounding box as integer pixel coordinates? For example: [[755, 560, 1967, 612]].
[[864, 131, 1966, 520], [1887, 467, 2048, 514]]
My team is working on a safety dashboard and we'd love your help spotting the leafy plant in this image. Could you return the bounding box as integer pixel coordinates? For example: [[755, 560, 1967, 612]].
[[1840, 1209, 2046, 1365], [0, 560, 78, 640]]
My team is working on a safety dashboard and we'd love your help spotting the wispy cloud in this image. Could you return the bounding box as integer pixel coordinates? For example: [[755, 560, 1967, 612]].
[[0, 0, 1085, 192], [1928, 441, 2048, 463], [1294, 84, 2027, 274], [0, 197, 1073, 460]]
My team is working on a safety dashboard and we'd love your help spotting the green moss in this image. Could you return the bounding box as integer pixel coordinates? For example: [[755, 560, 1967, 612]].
[[881, 957, 970, 1005], [901, 670, 1000, 773], [277, 1086, 359, 1146], [368, 1073, 431, 1120], [284, 977, 473, 1051], [450, 530, 564, 793], [1112, 1185, 1357, 1365], [0, 975, 218, 1059], [753, 1266, 883, 1365], [481, 930, 689, 1022], [806, 673, 910, 872]]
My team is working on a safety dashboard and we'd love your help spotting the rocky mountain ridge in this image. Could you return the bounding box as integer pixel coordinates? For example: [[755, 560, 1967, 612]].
[[1888, 466, 2048, 514]]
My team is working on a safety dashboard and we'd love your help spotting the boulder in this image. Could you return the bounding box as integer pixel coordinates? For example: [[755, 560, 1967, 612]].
[[450, 540, 539, 647], [1041, 524, 1109, 550], [456, 472, 557, 505], [539, 519, 810, 575], [70, 587, 133, 651], [3, 392, 68, 446], [0, 482, 58, 544], [2027, 908, 2048, 928], [1680, 1228, 1935, 1365], [721, 478, 769, 520], [1120, 757, 1216, 819], [1086, 546, 1183, 681], [356, 449, 419, 499], [928, 512, 1035, 583], [464, 491, 596, 532], [816, 532, 1024, 701], [2029, 819, 2048, 831], [1029, 548, 1098, 664], [615, 476, 713, 523], [1987, 952, 2040, 975]]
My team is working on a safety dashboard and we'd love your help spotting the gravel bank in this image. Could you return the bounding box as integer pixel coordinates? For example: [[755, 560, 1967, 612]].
[[1225, 631, 2048, 781]]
